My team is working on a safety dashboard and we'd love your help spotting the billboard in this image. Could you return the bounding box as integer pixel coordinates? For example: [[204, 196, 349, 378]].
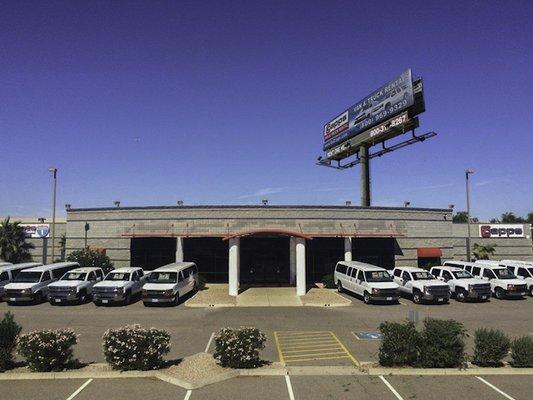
[[479, 224, 525, 238], [21, 224, 50, 238], [323, 69, 415, 151]]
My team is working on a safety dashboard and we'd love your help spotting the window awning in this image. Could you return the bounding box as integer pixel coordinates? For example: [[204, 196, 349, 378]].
[[417, 247, 442, 258]]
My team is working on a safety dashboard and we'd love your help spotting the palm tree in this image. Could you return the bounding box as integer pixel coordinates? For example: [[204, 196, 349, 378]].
[[0, 217, 34, 263], [472, 243, 497, 260]]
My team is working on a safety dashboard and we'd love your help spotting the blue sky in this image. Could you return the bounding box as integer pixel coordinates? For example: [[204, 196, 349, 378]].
[[1, 0, 532, 221]]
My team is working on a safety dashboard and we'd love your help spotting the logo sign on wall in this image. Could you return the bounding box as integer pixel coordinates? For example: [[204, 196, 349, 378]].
[[323, 69, 415, 151], [22, 224, 50, 238], [479, 224, 524, 238]]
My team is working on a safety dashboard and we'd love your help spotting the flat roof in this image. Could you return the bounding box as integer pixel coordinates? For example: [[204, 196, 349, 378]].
[[68, 204, 451, 212]]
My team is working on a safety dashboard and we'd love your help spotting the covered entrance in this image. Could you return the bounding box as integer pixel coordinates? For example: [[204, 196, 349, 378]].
[[240, 237, 290, 286], [130, 237, 176, 271]]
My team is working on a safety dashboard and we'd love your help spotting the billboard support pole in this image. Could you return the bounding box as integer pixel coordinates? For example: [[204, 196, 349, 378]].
[[360, 145, 370, 206]]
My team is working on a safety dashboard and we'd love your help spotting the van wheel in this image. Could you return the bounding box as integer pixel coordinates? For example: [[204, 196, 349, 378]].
[[456, 290, 466, 302], [173, 294, 179, 306], [337, 282, 343, 293], [363, 292, 371, 304], [413, 291, 422, 304], [78, 291, 87, 304], [494, 288, 505, 299], [34, 292, 43, 304], [529, 287, 533, 297]]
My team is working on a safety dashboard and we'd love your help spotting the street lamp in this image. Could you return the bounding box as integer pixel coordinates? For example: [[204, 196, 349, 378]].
[[404, 201, 411, 208], [48, 167, 58, 262], [262, 199, 268, 206], [114, 201, 121, 208], [465, 168, 475, 261]]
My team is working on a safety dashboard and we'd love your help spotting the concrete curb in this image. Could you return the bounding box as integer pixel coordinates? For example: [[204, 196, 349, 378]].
[[0, 370, 157, 380]]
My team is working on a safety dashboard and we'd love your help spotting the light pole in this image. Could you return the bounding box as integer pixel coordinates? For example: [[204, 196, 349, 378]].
[[465, 168, 475, 261], [49, 167, 58, 262]]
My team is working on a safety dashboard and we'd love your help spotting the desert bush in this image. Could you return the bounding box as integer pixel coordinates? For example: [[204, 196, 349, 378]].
[[510, 336, 533, 367], [418, 318, 467, 368], [0, 312, 22, 371], [102, 324, 171, 370], [67, 247, 113, 273], [17, 328, 78, 371], [321, 274, 335, 289], [378, 321, 421, 366], [473, 328, 510, 367], [213, 327, 266, 368]]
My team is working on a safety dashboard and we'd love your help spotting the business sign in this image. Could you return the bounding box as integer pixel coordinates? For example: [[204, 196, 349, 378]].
[[22, 224, 50, 238], [323, 69, 415, 150], [479, 224, 525, 238]]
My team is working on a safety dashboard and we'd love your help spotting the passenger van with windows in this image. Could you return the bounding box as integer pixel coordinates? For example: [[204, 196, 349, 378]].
[[142, 262, 198, 306], [447, 260, 527, 299], [334, 261, 399, 304], [0, 262, 42, 299], [3, 262, 79, 304]]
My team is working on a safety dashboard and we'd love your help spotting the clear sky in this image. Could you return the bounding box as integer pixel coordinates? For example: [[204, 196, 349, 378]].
[[1, 0, 532, 221]]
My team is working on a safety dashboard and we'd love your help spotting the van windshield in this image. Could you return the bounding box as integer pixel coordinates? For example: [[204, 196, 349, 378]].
[[62, 272, 87, 281], [452, 271, 473, 279], [494, 269, 516, 279], [13, 271, 42, 283], [365, 271, 393, 282], [148, 272, 177, 284], [105, 272, 130, 281], [412, 272, 434, 280]]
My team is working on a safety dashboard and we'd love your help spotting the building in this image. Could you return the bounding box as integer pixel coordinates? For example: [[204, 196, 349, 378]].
[[63, 205, 533, 296]]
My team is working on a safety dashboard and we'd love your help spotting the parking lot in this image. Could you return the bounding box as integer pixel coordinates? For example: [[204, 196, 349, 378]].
[[1, 291, 533, 366], [2, 374, 533, 400]]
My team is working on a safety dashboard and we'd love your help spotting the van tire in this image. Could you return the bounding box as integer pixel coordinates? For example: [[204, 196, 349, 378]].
[[456, 289, 466, 302], [34, 292, 43, 304], [494, 288, 505, 299], [123, 292, 131, 305], [78, 290, 87, 304], [173, 294, 179, 306], [363, 292, 371, 304], [529, 286, 533, 297], [412, 291, 422, 304], [337, 282, 343, 293]]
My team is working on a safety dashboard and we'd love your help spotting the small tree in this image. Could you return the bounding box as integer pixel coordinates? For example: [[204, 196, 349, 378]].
[[67, 247, 113, 273], [473, 243, 497, 260], [500, 212, 525, 223], [0, 312, 22, 371], [418, 319, 467, 368], [0, 217, 34, 263], [378, 321, 421, 367], [452, 212, 469, 223], [473, 328, 510, 367]]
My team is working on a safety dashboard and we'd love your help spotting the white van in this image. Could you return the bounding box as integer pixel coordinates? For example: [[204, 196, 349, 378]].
[[499, 260, 533, 296], [392, 266, 450, 304], [430, 266, 491, 301], [142, 262, 198, 306], [334, 261, 399, 304], [0, 262, 42, 299], [3, 262, 79, 304], [450, 260, 527, 299], [92, 267, 146, 305]]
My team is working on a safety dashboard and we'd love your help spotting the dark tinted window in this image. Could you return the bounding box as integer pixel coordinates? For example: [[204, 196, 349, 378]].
[[393, 269, 401, 277], [0, 272, 8, 281], [442, 271, 453, 281], [178, 271, 184, 282], [518, 267, 529, 277], [483, 269, 496, 279], [432, 268, 442, 276], [402, 271, 411, 281], [472, 267, 481, 276], [336, 264, 347, 274], [353, 269, 360, 279], [42, 271, 51, 281]]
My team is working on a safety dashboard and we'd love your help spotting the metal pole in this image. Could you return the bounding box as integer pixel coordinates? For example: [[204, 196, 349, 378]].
[[360, 145, 370, 206], [465, 170, 472, 261], [50, 168, 57, 262]]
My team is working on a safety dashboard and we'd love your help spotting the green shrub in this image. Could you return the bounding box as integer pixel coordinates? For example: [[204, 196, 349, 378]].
[[378, 321, 421, 366], [418, 318, 467, 368], [214, 327, 266, 368], [67, 247, 114, 273], [321, 274, 335, 289], [0, 312, 22, 371], [18, 329, 78, 371], [473, 328, 510, 367], [510, 336, 533, 367], [197, 274, 207, 290], [102, 324, 171, 370]]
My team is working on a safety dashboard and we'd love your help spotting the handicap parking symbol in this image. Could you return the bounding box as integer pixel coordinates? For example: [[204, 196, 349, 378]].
[[354, 331, 384, 340]]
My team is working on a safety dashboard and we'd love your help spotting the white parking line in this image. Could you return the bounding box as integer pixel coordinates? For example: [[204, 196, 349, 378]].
[[66, 379, 93, 400], [379, 376, 404, 400], [285, 375, 295, 400], [476, 377, 516, 400], [204, 332, 215, 353], [183, 389, 193, 400]]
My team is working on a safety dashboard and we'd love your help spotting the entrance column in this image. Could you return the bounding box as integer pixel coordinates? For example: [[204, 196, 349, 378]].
[[228, 237, 240, 296], [175, 237, 184, 262], [289, 237, 296, 285], [295, 237, 306, 296], [344, 237, 352, 262]]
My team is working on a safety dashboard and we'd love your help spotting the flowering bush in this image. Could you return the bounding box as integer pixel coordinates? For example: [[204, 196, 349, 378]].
[[17, 328, 78, 371], [102, 324, 171, 370], [213, 327, 266, 368], [0, 312, 22, 371]]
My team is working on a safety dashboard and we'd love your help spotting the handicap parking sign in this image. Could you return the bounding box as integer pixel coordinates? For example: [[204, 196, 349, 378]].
[[354, 331, 384, 340]]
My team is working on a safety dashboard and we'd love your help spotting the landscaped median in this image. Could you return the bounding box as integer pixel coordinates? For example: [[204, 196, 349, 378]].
[[2, 312, 533, 390]]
